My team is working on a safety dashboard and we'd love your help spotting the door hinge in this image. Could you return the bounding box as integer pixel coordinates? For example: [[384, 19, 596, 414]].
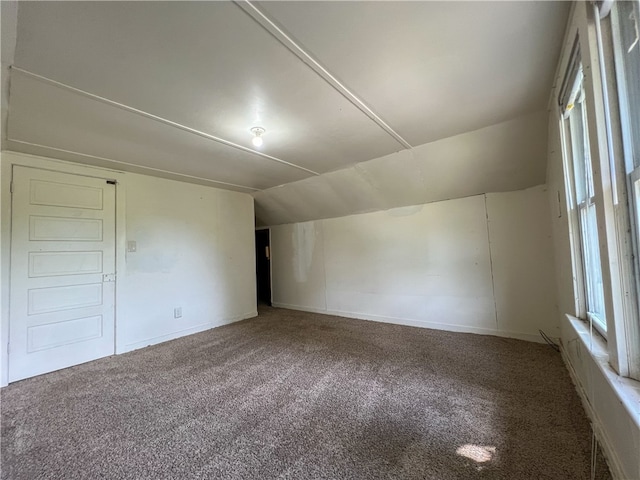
[[106, 180, 117, 185], [7, 343, 9, 354], [9, 181, 14, 194]]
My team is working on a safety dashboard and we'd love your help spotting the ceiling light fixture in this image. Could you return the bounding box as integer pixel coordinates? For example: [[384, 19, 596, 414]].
[[250, 127, 265, 147]]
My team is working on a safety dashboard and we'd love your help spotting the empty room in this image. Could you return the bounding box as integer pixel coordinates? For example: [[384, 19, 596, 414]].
[[1, 1, 639, 478]]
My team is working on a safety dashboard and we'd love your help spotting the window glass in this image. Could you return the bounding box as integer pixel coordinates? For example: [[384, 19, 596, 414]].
[[613, 0, 640, 170], [612, 1, 640, 339], [564, 70, 607, 333]]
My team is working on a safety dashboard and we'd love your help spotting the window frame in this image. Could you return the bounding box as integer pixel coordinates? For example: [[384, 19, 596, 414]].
[[555, 0, 640, 379], [608, 0, 640, 379], [560, 65, 608, 339]]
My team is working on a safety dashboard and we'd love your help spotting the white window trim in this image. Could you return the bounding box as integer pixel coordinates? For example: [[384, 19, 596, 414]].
[[554, 1, 639, 379], [561, 74, 609, 340], [579, 2, 632, 377], [608, 0, 640, 380]]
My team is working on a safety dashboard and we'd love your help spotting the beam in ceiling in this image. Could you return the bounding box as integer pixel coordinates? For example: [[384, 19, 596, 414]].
[[6, 138, 260, 192], [235, 1, 413, 150], [9, 66, 320, 177]]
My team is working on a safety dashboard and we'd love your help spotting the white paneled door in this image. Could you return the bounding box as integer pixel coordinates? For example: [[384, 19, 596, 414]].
[[9, 166, 116, 382]]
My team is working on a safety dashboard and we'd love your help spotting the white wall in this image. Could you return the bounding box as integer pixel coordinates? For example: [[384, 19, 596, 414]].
[[270, 221, 327, 312], [1, 0, 18, 151], [117, 173, 256, 352], [0, 151, 257, 385], [486, 188, 559, 338], [0, 2, 18, 388], [271, 185, 558, 342]]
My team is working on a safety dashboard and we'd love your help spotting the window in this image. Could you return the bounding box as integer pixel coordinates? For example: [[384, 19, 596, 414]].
[[561, 62, 608, 335], [610, 0, 640, 375], [612, 1, 640, 165], [556, 0, 640, 379], [612, 1, 640, 240]]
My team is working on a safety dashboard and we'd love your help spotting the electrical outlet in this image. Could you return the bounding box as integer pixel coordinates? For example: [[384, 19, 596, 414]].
[[174, 307, 182, 319]]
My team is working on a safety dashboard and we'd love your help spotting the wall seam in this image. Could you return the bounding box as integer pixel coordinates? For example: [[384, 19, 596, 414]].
[[484, 194, 499, 331], [320, 220, 329, 311]]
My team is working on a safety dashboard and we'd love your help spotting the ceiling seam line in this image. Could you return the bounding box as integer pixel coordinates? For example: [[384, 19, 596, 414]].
[[9, 66, 320, 176], [235, 1, 413, 150], [6, 138, 261, 191]]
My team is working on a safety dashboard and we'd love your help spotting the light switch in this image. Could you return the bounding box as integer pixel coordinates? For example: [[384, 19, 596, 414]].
[[127, 240, 137, 253]]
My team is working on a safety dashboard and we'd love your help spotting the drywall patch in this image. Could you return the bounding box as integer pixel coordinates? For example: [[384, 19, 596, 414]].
[[292, 221, 316, 283]]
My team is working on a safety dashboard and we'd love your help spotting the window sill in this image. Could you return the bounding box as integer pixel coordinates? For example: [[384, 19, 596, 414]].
[[565, 314, 640, 429]]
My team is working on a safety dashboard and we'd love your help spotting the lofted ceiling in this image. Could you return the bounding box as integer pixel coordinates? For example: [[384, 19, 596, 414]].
[[1, 1, 570, 225]]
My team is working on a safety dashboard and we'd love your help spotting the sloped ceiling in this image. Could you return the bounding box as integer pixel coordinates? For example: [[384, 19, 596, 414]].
[[2, 1, 570, 223], [254, 110, 548, 226]]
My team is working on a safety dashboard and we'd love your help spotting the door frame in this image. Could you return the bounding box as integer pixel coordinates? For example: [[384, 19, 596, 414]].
[[0, 151, 127, 386], [255, 227, 272, 306]]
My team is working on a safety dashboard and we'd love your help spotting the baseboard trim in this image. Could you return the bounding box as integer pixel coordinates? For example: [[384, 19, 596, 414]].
[[271, 302, 544, 343], [560, 346, 627, 480], [271, 302, 327, 315], [118, 310, 257, 354]]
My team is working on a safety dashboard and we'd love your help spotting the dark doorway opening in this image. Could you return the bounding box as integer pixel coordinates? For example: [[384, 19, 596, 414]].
[[255, 229, 271, 306]]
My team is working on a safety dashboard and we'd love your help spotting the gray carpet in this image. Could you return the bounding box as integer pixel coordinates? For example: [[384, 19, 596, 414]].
[[1, 307, 610, 479]]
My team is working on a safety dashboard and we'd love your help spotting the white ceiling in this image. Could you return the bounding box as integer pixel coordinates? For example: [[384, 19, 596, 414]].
[[2, 1, 570, 223], [254, 110, 549, 226]]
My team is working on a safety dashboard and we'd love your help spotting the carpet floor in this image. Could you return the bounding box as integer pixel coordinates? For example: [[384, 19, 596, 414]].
[[1, 307, 610, 479]]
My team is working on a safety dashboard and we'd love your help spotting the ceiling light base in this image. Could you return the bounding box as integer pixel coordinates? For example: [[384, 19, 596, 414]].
[[250, 127, 265, 147]]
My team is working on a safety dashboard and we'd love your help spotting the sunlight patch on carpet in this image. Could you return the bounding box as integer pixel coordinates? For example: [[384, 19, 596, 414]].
[[456, 444, 496, 463]]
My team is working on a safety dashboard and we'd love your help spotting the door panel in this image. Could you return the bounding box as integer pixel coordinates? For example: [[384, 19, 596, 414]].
[[28, 251, 103, 277], [28, 315, 103, 352], [29, 179, 104, 210], [9, 166, 116, 382], [27, 283, 103, 314], [29, 216, 103, 241]]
